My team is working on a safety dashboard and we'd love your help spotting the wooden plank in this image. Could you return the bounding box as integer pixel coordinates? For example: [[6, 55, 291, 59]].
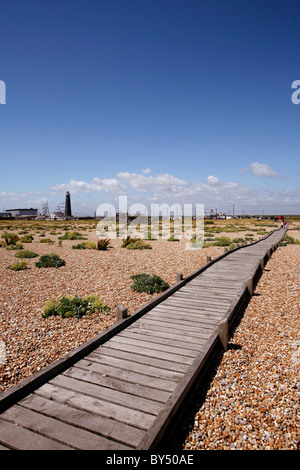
[[35, 383, 156, 431], [115, 329, 204, 351], [100, 338, 195, 365], [134, 316, 217, 334], [0, 417, 72, 450], [123, 325, 209, 347], [113, 334, 198, 358], [63, 365, 171, 402], [1, 404, 130, 450], [149, 308, 224, 329], [94, 344, 190, 373], [86, 351, 185, 382], [50, 373, 163, 415], [20, 393, 143, 448], [75, 358, 181, 391], [152, 304, 225, 318], [133, 318, 212, 339]]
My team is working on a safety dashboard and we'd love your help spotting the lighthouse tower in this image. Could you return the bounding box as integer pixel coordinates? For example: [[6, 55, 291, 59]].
[[65, 191, 72, 218]]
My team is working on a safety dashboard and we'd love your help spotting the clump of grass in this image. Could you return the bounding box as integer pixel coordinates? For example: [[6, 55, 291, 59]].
[[212, 236, 232, 246], [280, 234, 300, 246], [7, 260, 28, 271], [39, 238, 55, 244], [35, 253, 66, 268], [20, 234, 34, 243], [5, 243, 24, 251], [59, 231, 85, 240], [130, 273, 169, 294], [122, 236, 151, 250], [72, 243, 86, 249], [15, 249, 38, 258], [42, 294, 110, 318], [167, 236, 180, 242]]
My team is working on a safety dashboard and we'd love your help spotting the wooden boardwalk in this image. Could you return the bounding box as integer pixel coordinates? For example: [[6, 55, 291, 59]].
[[0, 228, 286, 450]]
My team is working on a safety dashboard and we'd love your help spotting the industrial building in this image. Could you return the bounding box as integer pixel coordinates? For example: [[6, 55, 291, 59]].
[[5, 208, 38, 218]]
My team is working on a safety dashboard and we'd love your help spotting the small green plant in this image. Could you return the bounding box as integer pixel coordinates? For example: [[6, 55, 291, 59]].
[[130, 273, 169, 294], [167, 236, 180, 242], [97, 238, 111, 250], [122, 236, 151, 250], [5, 243, 24, 250], [35, 253, 66, 268], [59, 231, 85, 240], [72, 243, 86, 249], [42, 294, 110, 318], [39, 238, 55, 244], [212, 236, 232, 246], [15, 249, 38, 259], [20, 234, 34, 243], [280, 234, 300, 246], [7, 260, 28, 271], [1, 231, 20, 245]]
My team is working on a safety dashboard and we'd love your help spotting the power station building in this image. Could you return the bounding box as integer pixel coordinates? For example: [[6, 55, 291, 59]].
[[5, 208, 38, 218]]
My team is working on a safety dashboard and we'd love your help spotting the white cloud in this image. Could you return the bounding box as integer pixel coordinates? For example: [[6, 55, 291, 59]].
[[250, 162, 282, 179], [50, 177, 127, 195], [142, 168, 151, 174]]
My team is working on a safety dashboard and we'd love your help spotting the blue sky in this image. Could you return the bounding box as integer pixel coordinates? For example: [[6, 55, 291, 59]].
[[0, 0, 299, 216]]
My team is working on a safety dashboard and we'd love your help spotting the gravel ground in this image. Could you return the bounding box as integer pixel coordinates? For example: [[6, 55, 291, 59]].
[[0, 227, 225, 392], [181, 242, 300, 450], [0, 221, 298, 451]]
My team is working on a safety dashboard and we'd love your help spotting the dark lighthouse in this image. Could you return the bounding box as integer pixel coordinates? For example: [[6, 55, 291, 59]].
[[65, 191, 72, 218]]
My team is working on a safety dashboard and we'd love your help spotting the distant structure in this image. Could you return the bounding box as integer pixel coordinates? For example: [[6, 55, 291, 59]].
[[65, 191, 72, 218], [5, 208, 38, 218], [40, 201, 50, 218]]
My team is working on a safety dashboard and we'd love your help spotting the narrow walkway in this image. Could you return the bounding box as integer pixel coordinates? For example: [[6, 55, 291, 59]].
[[0, 229, 286, 450]]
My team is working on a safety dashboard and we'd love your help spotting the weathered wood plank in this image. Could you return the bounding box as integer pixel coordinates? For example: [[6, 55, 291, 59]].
[[75, 358, 181, 391], [0, 417, 72, 450], [87, 351, 185, 382], [1, 404, 130, 450], [100, 337, 195, 365], [94, 344, 190, 373], [35, 383, 156, 430], [115, 329, 204, 351], [123, 325, 209, 347], [63, 365, 172, 402], [20, 393, 143, 448], [113, 334, 198, 358], [50, 373, 163, 415]]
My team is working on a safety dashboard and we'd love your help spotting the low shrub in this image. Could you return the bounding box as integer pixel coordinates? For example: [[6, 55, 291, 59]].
[[20, 234, 34, 243], [130, 273, 169, 294], [280, 234, 300, 246], [122, 236, 151, 250], [59, 231, 85, 240], [39, 238, 55, 244], [15, 249, 38, 258], [35, 253, 66, 268], [97, 238, 111, 250], [212, 236, 232, 246], [7, 260, 28, 271], [1, 232, 20, 245], [5, 243, 24, 250], [72, 243, 86, 249], [167, 236, 180, 242], [42, 294, 110, 318]]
